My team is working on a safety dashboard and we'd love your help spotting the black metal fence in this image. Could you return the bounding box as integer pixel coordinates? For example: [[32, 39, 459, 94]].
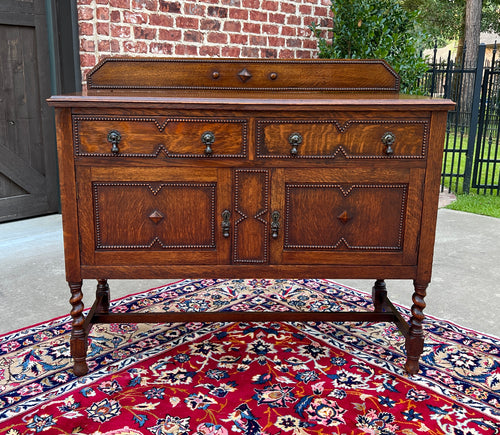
[[420, 43, 500, 194]]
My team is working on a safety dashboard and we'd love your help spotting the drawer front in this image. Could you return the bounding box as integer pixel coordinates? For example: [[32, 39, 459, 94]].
[[73, 116, 248, 158], [257, 119, 428, 159]]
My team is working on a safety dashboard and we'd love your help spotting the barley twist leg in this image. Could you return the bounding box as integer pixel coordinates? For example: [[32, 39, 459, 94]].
[[69, 281, 88, 376], [405, 281, 427, 374]]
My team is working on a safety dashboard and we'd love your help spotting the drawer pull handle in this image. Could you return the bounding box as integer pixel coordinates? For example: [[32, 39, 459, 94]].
[[288, 132, 303, 155], [221, 209, 231, 238], [271, 211, 280, 239], [201, 131, 216, 155], [107, 130, 122, 154], [381, 132, 395, 155]]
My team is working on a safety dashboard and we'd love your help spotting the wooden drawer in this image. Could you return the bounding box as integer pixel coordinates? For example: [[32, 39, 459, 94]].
[[73, 115, 248, 158], [256, 119, 429, 159]]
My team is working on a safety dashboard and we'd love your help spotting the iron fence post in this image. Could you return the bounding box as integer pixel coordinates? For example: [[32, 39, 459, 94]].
[[463, 44, 486, 193]]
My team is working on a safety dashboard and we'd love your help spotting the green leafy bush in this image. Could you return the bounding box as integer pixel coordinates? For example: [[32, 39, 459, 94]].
[[310, 0, 429, 94]]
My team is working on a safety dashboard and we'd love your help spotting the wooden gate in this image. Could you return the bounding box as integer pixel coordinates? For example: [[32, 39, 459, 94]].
[[0, 0, 59, 222]]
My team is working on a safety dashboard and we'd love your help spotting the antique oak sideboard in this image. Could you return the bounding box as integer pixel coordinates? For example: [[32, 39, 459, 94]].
[[48, 58, 454, 376]]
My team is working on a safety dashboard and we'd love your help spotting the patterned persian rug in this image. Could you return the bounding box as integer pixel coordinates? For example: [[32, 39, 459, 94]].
[[0, 279, 498, 434]]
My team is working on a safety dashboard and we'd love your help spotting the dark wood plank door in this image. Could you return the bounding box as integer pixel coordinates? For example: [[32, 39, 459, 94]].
[[0, 0, 59, 222]]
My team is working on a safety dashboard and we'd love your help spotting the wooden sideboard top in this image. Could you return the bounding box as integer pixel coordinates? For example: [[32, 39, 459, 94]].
[[47, 90, 455, 111], [47, 57, 454, 111]]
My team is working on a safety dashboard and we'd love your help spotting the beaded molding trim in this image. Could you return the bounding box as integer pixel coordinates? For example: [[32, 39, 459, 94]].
[[233, 169, 270, 264], [72, 115, 248, 159], [93, 181, 216, 250], [256, 119, 429, 159], [284, 183, 408, 251]]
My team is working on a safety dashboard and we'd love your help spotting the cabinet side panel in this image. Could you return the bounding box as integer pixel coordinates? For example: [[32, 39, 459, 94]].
[[416, 110, 449, 283], [55, 108, 81, 281]]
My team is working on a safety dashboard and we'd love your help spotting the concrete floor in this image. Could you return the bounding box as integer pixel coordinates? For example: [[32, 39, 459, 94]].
[[1, 208, 499, 337]]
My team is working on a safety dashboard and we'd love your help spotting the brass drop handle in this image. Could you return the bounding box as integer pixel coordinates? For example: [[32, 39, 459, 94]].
[[271, 211, 280, 239], [288, 132, 303, 155], [107, 130, 121, 154], [201, 131, 216, 155], [221, 209, 231, 238], [381, 132, 395, 155]]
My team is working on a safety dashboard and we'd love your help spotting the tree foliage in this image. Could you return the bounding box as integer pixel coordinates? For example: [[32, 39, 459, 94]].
[[401, 0, 500, 45], [482, 1, 500, 35], [310, 0, 429, 94]]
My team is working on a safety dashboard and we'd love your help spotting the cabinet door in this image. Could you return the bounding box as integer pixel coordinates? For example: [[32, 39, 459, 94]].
[[77, 167, 231, 266], [231, 168, 272, 264], [270, 167, 424, 266]]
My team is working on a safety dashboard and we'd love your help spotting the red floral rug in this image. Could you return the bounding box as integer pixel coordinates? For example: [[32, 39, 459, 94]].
[[0, 279, 498, 434]]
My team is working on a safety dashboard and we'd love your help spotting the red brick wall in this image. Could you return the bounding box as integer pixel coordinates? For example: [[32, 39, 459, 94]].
[[76, 0, 332, 85]]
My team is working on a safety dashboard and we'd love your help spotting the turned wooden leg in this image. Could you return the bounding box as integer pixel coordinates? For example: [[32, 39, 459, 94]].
[[69, 281, 89, 376], [405, 281, 427, 374], [372, 279, 389, 313], [96, 279, 110, 314]]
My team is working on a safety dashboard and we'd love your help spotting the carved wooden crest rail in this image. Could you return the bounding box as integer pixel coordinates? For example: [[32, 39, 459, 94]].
[[48, 58, 454, 376], [86, 58, 400, 92]]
